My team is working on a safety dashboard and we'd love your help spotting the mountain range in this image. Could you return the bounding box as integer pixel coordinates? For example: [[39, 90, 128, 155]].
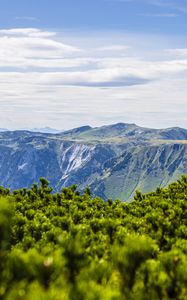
[[0, 123, 186, 200]]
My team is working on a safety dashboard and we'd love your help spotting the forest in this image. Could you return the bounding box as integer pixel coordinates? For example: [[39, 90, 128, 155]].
[[0, 176, 187, 300]]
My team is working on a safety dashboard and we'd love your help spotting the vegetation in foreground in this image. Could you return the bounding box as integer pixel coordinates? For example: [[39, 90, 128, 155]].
[[0, 176, 187, 299]]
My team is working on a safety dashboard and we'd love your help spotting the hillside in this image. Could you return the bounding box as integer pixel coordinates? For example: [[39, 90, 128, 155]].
[[0, 177, 187, 299], [0, 123, 186, 200], [92, 143, 187, 200]]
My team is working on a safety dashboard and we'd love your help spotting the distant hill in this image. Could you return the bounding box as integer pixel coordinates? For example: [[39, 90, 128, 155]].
[[0, 128, 9, 132], [0, 123, 186, 200], [29, 127, 62, 134], [57, 123, 187, 142]]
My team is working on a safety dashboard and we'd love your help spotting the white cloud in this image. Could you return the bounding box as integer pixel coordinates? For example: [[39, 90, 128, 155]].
[[107, 0, 187, 13], [166, 48, 187, 58], [0, 28, 56, 38], [0, 27, 187, 129], [95, 45, 130, 51], [145, 0, 187, 13], [15, 16, 38, 22], [0, 28, 82, 69], [138, 13, 177, 17]]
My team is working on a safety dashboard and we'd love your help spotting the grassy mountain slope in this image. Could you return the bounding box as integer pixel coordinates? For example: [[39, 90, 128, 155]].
[[92, 143, 187, 200]]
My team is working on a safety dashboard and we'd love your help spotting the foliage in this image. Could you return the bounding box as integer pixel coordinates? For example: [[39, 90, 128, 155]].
[[0, 176, 187, 299]]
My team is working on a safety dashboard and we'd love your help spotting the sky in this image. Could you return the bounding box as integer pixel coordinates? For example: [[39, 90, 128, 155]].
[[0, 0, 187, 130]]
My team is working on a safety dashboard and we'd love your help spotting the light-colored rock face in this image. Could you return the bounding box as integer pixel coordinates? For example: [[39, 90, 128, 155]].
[[18, 163, 28, 171], [59, 143, 95, 178], [0, 124, 186, 200], [0, 131, 118, 193]]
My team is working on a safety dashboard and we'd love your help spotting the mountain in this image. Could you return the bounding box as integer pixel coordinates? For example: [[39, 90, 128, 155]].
[[28, 127, 62, 134], [0, 128, 9, 132], [0, 123, 186, 200], [91, 143, 187, 200]]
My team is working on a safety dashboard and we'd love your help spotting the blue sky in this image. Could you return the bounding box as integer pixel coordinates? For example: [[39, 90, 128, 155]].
[[1, 0, 187, 34], [0, 0, 187, 129]]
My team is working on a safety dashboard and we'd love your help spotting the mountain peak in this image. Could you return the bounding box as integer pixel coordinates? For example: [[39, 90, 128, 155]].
[[30, 127, 61, 134], [61, 125, 92, 136], [109, 122, 137, 129]]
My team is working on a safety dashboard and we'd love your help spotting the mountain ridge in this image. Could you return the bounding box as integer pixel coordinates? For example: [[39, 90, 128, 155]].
[[0, 122, 186, 200]]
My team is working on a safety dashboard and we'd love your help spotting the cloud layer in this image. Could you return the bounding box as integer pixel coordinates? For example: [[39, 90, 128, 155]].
[[0, 28, 187, 130]]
